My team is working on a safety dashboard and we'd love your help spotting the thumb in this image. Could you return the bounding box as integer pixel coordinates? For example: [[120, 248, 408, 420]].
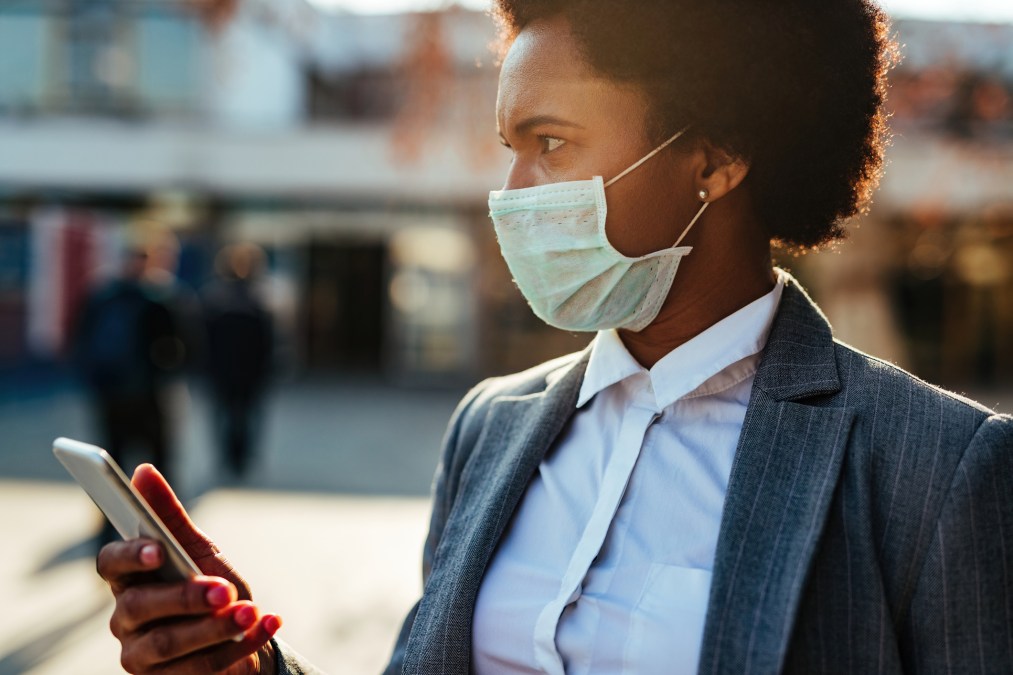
[[132, 464, 215, 561]]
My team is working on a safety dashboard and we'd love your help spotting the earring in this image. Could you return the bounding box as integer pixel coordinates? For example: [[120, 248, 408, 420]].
[[698, 188, 709, 201]]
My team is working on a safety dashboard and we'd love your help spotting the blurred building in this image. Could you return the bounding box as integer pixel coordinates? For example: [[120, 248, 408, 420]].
[[0, 0, 537, 385], [796, 19, 1013, 388], [0, 4, 1011, 387], [0, 0, 316, 375]]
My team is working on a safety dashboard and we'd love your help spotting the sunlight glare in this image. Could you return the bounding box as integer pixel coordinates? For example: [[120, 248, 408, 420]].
[[307, 0, 1013, 22]]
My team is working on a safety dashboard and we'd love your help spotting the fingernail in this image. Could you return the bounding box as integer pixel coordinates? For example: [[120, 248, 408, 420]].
[[264, 615, 282, 636], [234, 605, 256, 629], [139, 544, 160, 567], [206, 585, 231, 608]]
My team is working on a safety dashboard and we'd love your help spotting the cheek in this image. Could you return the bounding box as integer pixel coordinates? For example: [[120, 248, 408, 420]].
[[540, 149, 580, 184], [603, 171, 696, 258], [504, 147, 581, 190]]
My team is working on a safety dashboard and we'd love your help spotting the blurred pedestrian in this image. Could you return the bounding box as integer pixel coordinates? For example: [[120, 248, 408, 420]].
[[72, 243, 183, 547], [142, 229, 205, 377], [137, 229, 205, 494], [201, 243, 273, 478]]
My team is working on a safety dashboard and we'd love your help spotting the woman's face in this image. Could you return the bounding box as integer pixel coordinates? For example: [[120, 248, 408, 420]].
[[496, 15, 704, 258]]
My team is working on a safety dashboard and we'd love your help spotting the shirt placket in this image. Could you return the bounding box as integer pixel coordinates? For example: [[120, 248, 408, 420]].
[[533, 392, 660, 674]]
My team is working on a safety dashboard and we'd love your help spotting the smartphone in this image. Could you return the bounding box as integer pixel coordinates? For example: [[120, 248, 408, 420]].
[[52, 437, 201, 582]]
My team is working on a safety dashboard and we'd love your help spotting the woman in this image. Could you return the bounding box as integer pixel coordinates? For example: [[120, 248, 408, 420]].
[[98, 1, 1013, 673]]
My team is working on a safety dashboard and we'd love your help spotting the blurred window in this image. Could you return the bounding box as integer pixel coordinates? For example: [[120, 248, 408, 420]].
[[0, 221, 28, 294], [0, 12, 48, 113], [888, 68, 1013, 141], [135, 12, 201, 113], [307, 66, 402, 122], [65, 0, 122, 112], [0, 221, 28, 363], [1, 1, 202, 118]]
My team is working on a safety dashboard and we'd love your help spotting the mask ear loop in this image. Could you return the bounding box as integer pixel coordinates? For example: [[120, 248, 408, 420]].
[[672, 200, 709, 247], [600, 123, 705, 250], [603, 125, 690, 189]]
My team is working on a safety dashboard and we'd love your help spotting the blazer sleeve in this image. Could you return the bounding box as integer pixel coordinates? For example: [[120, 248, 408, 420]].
[[382, 380, 493, 674], [273, 638, 325, 674], [905, 413, 1013, 673]]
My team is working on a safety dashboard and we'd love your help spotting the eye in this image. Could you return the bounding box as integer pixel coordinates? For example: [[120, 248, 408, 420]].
[[540, 136, 566, 153]]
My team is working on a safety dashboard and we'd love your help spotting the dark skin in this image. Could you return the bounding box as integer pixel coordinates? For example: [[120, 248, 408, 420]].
[[97, 465, 279, 674], [498, 15, 775, 367], [97, 15, 774, 675]]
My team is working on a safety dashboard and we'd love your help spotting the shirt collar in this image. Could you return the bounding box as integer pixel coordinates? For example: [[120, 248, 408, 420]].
[[577, 274, 785, 409]]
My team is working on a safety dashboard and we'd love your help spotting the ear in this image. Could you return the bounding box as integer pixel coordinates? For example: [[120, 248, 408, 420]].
[[693, 143, 750, 202]]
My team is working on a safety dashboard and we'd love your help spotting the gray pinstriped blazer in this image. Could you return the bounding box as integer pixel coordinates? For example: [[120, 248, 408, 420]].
[[277, 273, 1013, 674]]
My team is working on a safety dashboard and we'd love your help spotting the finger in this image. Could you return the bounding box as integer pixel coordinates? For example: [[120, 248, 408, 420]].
[[200, 613, 283, 675], [132, 465, 251, 599], [132, 465, 216, 561], [142, 614, 282, 675], [98, 539, 164, 590], [123, 602, 264, 672], [115, 577, 238, 633]]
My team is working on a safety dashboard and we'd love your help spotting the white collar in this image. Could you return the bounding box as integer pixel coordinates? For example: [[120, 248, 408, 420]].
[[577, 275, 785, 409]]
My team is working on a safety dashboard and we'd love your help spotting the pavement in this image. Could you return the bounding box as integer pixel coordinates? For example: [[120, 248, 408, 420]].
[[0, 376, 468, 675]]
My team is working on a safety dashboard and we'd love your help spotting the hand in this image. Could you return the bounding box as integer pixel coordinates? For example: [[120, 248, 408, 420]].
[[97, 464, 281, 674]]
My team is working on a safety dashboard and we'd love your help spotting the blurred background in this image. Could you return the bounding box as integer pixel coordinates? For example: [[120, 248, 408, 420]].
[[0, 0, 1010, 673]]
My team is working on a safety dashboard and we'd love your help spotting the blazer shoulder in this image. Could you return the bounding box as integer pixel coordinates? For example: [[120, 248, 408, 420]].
[[440, 349, 588, 471], [826, 338, 1005, 489], [831, 338, 995, 419], [456, 350, 588, 420], [824, 342, 1010, 590]]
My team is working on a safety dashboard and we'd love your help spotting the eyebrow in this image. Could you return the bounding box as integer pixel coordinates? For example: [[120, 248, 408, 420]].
[[512, 114, 585, 136]]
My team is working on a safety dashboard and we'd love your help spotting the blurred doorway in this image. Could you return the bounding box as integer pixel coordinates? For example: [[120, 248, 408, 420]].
[[306, 240, 386, 372]]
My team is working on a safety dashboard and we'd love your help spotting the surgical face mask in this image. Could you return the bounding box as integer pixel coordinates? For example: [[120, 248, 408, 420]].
[[488, 127, 709, 333]]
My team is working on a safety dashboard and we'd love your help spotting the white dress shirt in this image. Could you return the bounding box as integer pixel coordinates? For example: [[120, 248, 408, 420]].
[[472, 277, 784, 674]]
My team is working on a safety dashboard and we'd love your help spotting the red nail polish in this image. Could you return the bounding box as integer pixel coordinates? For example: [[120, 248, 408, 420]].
[[206, 585, 230, 608], [140, 544, 160, 567], [264, 615, 282, 635], [234, 605, 256, 629]]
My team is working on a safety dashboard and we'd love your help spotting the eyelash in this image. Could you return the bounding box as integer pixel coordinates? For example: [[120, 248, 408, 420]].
[[498, 136, 567, 154]]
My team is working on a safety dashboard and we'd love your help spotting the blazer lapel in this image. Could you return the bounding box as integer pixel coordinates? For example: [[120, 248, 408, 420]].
[[698, 277, 855, 675], [405, 349, 591, 673]]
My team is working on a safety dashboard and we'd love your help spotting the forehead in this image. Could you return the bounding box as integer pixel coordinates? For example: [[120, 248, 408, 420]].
[[496, 16, 650, 133], [497, 18, 598, 120], [500, 15, 591, 80]]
